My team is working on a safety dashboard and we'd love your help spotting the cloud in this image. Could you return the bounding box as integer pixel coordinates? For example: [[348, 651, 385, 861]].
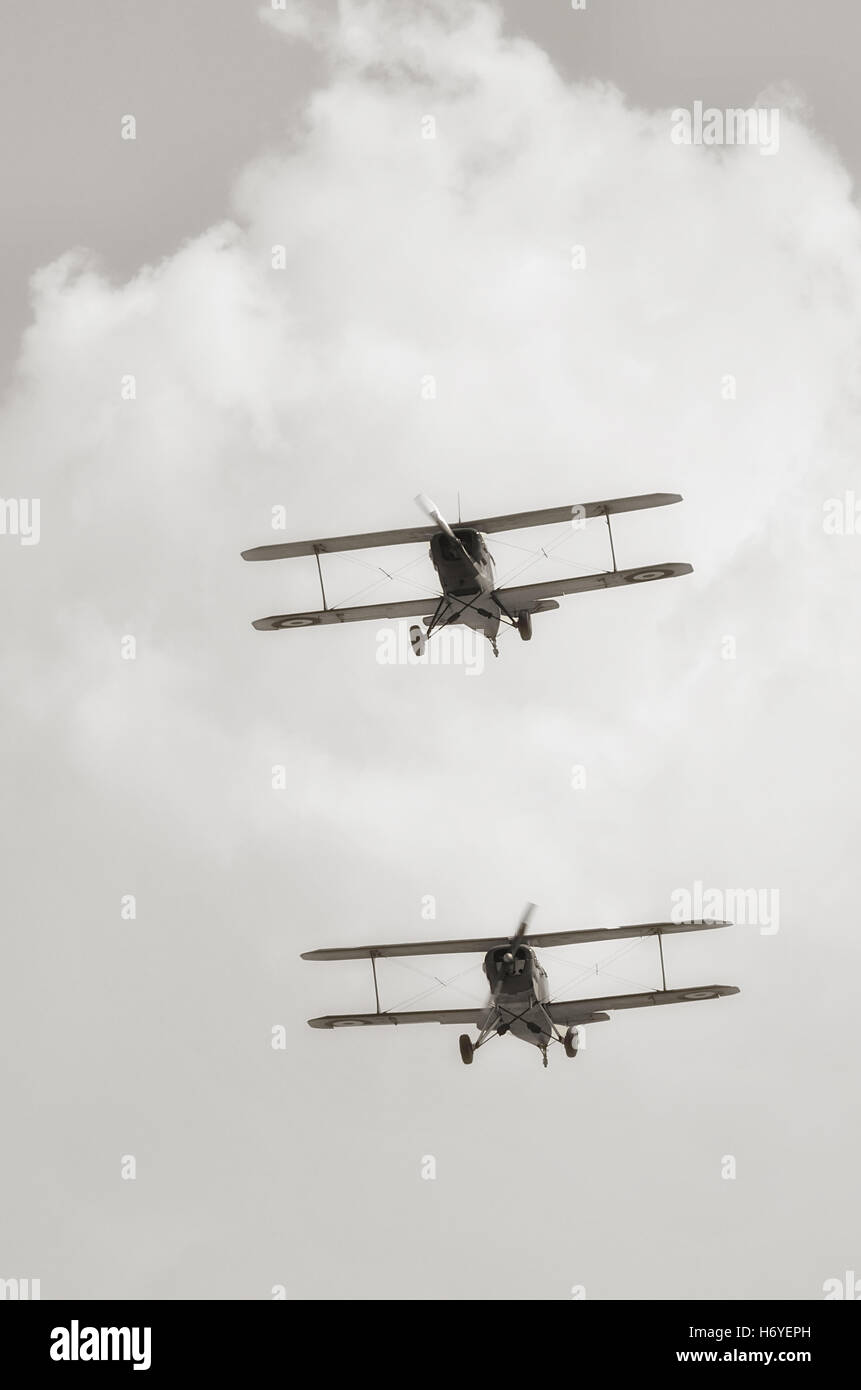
[[5, 0, 860, 851], [3, 0, 861, 1296]]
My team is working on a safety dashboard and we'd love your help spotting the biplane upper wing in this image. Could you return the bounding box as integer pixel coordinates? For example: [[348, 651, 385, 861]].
[[526, 920, 730, 948], [303, 937, 511, 960], [548, 985, 739, 1026], [243, 526, 441, 562], [308, 1008, 484, 1029], [301, 921, 730, 961], [241, 493, 683, 561], [459, 493, 683, 535], [496, 562, 693, 613], [252, 595, 441, 631]]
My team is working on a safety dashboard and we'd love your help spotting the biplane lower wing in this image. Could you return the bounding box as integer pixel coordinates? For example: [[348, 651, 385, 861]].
[[252, 595, 441, 631], [548, 984, 739, 1025], [241, 493, 684, 562], [252, 565, 689, 629], [308, 1008, 483, 1030], [308, 986, 738, 1030], [496, 562, 693, 613]]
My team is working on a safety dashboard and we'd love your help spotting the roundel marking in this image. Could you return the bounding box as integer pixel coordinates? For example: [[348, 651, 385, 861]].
[[626, 567, 672, 583]]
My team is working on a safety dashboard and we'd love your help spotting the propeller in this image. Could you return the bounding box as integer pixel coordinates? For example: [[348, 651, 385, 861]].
[[513, 901, 536, 942], [416, 492, 483, 579], [415, 491, 457, 540], [502, 902, 536, 966]]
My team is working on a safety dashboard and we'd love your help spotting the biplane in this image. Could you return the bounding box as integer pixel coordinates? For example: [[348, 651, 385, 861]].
[[302, 907, 739, 1068], [242, 491, 692, 656]]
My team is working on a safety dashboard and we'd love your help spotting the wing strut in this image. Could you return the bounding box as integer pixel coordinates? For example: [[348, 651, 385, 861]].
[[605, 510, 618, 572], [658, 930, 668, 990], [313, 547, 329, 611], [371, 953, 381, 1013]]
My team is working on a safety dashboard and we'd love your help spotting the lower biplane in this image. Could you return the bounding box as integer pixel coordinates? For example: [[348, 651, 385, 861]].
[[302, 907, 739, 1068], [242, 491, 692, 656]]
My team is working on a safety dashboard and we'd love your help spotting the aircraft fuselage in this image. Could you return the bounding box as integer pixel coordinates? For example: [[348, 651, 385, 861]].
[[427, 529, 501, 641], [477, 943, 555, 1050]]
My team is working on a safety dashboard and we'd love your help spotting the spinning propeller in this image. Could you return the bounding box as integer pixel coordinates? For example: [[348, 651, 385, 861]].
[[415, 493, 482, 577], [415, 492, 457, 539], [501, 902, 536, 967]]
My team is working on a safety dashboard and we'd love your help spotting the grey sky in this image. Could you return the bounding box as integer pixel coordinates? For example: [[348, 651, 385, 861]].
[[1, 0, 859, 1300]]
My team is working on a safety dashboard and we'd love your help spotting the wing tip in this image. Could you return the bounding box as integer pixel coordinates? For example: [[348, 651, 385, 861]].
[[683, 984, 741, 1000], [677, 918, 733, 929]]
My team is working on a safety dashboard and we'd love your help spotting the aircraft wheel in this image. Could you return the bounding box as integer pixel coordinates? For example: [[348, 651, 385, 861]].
[[409, 624, 426, 657], [563, 1027, 579, 1059], [458, 1034, 474, 1065], [517, 611, 533, 642]]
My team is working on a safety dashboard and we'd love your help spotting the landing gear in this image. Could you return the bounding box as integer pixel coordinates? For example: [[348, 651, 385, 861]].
[[563, 1027, 579, 1059], [517, 611, 533, 642], [409, 624, 426, 657], [490, 638, 499, 658], [541, 1045, 548, 1068], [459, 1034, 474, 1065]]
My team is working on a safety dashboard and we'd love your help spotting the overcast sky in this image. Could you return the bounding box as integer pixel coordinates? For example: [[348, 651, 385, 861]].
[[1, 0, 859, 1300]]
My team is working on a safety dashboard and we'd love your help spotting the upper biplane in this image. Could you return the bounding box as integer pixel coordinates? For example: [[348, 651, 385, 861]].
[[242, 491, 692, 656], [302, 906, 739, 1068]]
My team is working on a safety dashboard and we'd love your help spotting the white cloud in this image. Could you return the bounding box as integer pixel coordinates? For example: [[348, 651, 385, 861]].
[[5, 1, 860, 845], [3, 0, 861, 1297]]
